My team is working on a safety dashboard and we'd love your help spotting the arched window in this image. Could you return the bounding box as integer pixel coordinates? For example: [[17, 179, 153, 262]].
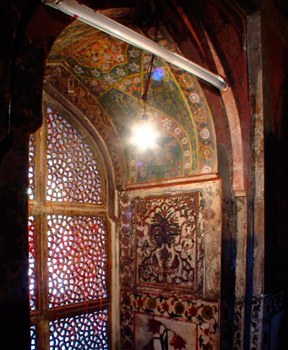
[[28, 101, 110, 349]]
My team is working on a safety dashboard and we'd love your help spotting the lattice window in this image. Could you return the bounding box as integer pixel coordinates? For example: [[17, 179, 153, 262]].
[[28, 103, 110, 349], [28, 215, 37, 311], [49, 310, 109, 349], [28, 134, 36, 200], [30, 325, 37, 350], [47, 215, 108, 308], [46, 108, 102, 203]]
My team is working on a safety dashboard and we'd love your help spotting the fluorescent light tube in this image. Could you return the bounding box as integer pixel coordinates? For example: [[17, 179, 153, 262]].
[[42, 0, 228, 90]]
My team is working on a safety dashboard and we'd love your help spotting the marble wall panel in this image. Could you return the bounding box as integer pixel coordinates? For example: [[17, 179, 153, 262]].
[[120, 291, 220, 350], [119, 178, 221, 299], [119, 178, 222, 349]]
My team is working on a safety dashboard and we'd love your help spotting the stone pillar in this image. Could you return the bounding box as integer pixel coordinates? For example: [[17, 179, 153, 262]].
[[247, 11, 265, 350], [0, 128, 31, 349], [0, 1, 47, 348]]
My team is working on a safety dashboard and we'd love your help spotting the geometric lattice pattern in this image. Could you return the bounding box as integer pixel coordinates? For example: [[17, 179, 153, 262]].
[[30, 325, 37, 350], [46, 107, 103, 203], [28, 102, 109, 348], [133, 194, 198, 291], [28, 134, 35, 200], [47, 215, 108, 308], [28, 215, 37, 311], [49, 310, 109, 349]]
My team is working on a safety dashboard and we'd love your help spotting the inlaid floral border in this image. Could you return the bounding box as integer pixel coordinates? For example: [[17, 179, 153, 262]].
[[120, 290, 220, 350]]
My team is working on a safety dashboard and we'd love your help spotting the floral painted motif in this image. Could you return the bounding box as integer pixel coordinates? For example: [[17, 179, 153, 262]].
[[150, 209, 181, 248], [119, 180, 221, 296], [143, 318, 187, 350], [201, 305, 214, 320], [47, 19, 217, 185], [121, 291, 219, 350], [170, 65, 217, 173], [134, 194, 198, 291], [170, 335, 187, 350]]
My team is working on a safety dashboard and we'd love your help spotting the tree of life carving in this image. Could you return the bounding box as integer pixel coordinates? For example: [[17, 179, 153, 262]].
[[134, 194, 198, 291]]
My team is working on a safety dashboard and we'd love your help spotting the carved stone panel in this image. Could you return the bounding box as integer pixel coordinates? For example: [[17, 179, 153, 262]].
[[119, 178, 222, 299], [133, 194, 199, 292]]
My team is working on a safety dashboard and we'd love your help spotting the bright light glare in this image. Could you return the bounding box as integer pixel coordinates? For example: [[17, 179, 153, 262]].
[[131, 123, 158, 151]]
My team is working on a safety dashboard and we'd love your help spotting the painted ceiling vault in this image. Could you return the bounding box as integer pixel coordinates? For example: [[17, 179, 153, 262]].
[[45, 17, 217, 187]]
